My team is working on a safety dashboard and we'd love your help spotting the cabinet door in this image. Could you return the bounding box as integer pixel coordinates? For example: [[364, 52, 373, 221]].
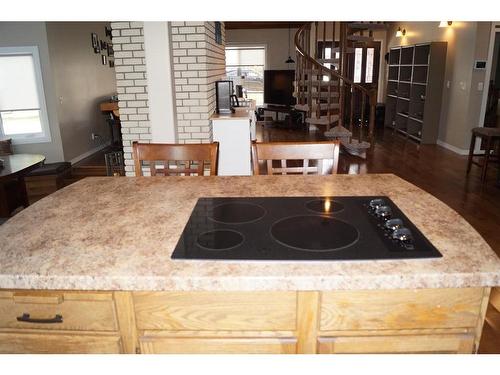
[[139, 336, 297, 354], [320, 288, 483, 331], [0, 332, 122, 354], [317, 334, 475, 354], [134, 291, 297, 331]]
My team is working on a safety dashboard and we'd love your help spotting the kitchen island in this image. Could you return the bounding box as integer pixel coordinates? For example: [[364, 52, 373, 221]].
[[0, 174, 499, 354]]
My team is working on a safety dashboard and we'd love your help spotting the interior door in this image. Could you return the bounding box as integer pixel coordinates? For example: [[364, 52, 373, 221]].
[[349, 41, 381, 90]]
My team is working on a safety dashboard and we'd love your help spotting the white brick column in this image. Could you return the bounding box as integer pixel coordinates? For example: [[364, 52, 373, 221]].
[[111, 21, 151, 176], [112, 21, 226, 175], [170, 22, 226, 144]]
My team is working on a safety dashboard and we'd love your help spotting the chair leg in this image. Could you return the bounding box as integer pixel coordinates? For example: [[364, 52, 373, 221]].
[[481, 136, 493, 182], [467, 133, 476, 174]]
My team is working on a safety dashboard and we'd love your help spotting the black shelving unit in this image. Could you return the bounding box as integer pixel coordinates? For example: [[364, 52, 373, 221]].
[[384, 42, 447, 144]]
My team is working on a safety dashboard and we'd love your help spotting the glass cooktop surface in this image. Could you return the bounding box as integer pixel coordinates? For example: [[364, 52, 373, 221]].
[[171, 196, 443, 261]]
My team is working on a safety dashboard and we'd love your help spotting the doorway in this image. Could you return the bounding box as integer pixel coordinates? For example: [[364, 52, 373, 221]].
[[483, 31, 500, 128]]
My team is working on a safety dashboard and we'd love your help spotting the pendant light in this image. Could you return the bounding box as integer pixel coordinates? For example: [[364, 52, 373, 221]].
[[285, 23, 295, 64]]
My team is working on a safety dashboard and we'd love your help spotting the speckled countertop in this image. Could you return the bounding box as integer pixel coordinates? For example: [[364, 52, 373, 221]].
[[1, 174, 499, 291]]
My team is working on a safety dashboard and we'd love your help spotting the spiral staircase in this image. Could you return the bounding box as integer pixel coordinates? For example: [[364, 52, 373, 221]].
[[294, 22, 386, 158]]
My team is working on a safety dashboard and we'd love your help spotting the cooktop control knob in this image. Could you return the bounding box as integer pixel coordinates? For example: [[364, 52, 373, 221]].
[[384, 218, 404, 232], [369, 198, 386, 211], [375, 205, 392, 219], [391, 227, 413, 242]]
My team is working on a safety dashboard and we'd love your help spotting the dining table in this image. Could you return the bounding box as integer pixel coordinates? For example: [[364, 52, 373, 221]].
[[0, 153, 45, 218]]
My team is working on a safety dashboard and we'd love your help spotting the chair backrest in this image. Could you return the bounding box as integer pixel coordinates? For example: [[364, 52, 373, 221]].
[[132, 141, 219, 176], [251, 141, 340, 175], [105, 151, 125, 176]]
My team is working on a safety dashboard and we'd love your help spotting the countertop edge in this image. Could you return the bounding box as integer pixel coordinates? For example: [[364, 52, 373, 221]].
[[1, 272, 499, 292]]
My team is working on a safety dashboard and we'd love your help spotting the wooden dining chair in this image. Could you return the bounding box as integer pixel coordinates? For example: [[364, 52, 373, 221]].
[[132, 141, 219, 176], [251, 141, 340, 175]]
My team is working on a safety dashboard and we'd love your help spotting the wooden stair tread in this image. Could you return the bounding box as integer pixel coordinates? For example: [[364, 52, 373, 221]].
[[310, 92, 339, 98], [305, 115, 339, 125], [298, 81, 339, 87], [295, 103, 340, 111], [348, 22, 387, 30], [72, 165, 108, 177], [317, 58, 339, 63], [347, 35, 374, 42]]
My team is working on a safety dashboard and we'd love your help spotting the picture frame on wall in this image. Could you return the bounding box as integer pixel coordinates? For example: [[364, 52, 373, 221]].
[[100, 40, 108, 51], [109, 59, 115, 68], [215, 22, 222, 45], [102, 55, 107, 65], [91, 33, 100, 53], [105, 26, 112, 38], [107, 44, 114, 57]]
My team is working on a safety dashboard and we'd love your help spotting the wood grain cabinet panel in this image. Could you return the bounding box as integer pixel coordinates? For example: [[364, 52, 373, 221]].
[[0, 332, 122, 354], [317, 334, 475, 354], [133, 291, 297, 331], [320, 288, 483, 331], [0, 291, 118, 332], [139, 336, 297, 354]]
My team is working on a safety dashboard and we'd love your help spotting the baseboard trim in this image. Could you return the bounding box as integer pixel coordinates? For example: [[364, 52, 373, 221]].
[[69, 141, 111, 165], [436, 140, 470, 156]]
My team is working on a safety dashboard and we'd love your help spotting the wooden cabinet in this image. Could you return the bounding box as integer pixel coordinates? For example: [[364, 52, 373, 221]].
[[317, 333, 475, 354], [0, 291, 118, 332], [0, 288, 491, 354], [139, 336, 297, 354], [0, 332, 122, 354], [0, 290, 123, 354], [320, 288, 483, 331], [133, 291, 297, 331]]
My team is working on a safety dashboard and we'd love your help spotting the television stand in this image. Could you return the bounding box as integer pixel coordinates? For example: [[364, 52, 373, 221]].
[[257, 105, 306, 129]]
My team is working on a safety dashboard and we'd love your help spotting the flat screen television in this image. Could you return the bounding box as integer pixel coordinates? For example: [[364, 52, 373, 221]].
[[264, 70, 296, 106]]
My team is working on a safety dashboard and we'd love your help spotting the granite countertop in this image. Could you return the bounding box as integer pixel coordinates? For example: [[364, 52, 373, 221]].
[[1, 174, 500, 291]]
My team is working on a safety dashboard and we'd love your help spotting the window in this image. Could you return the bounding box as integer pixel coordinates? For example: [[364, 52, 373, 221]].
[[365, 48, 374, 84], [353, 46, 377, 85], [225, 46, 265, 105], [353, 48, 363, 83], [0, 46, 51, 144]]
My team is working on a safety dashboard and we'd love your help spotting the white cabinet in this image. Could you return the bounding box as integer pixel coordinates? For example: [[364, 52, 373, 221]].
[[211, 108, 256, 176]]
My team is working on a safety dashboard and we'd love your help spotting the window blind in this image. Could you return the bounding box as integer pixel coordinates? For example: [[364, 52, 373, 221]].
[[0, 54, 41, 111]]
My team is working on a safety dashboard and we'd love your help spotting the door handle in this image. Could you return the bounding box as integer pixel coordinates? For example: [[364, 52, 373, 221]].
[[16, 313, 63, 324]]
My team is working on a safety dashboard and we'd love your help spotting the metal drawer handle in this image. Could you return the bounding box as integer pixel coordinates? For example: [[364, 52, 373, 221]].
[[17, 313, 63, 324]]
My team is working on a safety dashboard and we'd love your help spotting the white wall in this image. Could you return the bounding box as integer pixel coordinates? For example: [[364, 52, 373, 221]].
[[225, 27, 298, 70], [143, 22, 176, 143], [46, 22, 117, 162], [0, 22, 64, 162]]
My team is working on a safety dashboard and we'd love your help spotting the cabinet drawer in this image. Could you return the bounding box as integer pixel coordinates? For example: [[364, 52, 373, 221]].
[[134, 291, 297, 331], [318, 333, 475, 354], [139, 336, 297, 354], [0, 291, 118, 332], [320, 288, 483, 331], [0, 332, 122, 354]]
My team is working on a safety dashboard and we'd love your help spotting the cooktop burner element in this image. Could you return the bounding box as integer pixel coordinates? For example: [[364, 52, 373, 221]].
[[196, 229, 244, 251], [211, 202, 266, 224], [305, 199, 344, 214], [171, 196, 443, 261], [271, 215, 359, 252]]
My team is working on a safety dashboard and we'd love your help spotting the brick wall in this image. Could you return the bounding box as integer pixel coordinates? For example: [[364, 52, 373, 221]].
[[111, 21, 226, 175], [111, 21, 150, 176], [170, 22, 226, 144]]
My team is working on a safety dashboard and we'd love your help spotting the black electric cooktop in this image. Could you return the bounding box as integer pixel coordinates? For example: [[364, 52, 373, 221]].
[[171, 196, 443, 261]]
